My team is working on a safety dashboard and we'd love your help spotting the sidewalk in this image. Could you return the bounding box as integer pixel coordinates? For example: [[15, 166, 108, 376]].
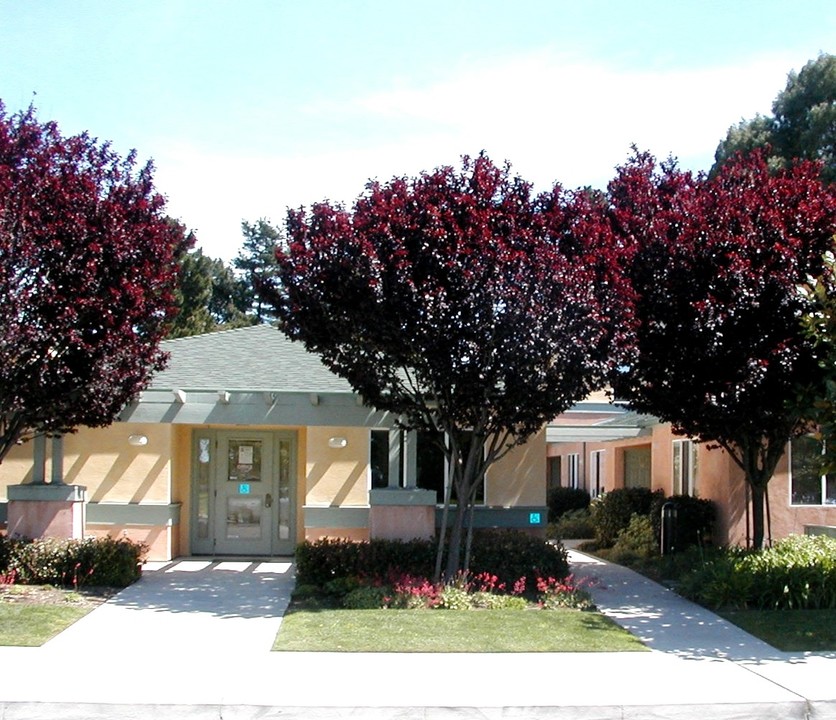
[[0, 551, 833, 719]]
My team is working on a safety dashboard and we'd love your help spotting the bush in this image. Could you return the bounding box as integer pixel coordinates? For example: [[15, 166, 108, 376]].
[[548, 508, 595, 540], [468, 529, 569, 588], [295, 537, 435, 587], [343, 585, 391, 609], [678, 535, 836, 610], [608, 514, 659, 563], [590, 488, 664, 547], [547, 486, 591, 521], [537, 575, 597, 611], [5, 536, 146, 587], [295, 530, 570, 591], [650, 494, 716, 551]]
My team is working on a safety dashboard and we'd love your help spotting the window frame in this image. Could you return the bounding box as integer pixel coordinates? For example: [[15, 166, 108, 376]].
[[589, 449, 605, 498], [368, 428, 486, 505], [567, 453, 580, 490], [672, 439, 698, 496], [789, 435, 836, 507]]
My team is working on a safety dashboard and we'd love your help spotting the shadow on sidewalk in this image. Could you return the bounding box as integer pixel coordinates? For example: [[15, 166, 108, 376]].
[[107, 558, 295, 620]]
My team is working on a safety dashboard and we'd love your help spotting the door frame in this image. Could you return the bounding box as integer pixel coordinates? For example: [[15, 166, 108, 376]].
[[189, 428, 297, 556]]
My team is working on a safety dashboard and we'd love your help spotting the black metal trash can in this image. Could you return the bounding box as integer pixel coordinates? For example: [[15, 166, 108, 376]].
[[661, 500, 678, 555]]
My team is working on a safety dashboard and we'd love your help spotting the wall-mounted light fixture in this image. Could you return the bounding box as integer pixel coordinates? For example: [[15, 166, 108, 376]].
[[328, 436, 348, 449], [218, 391, 231, 404], [128, 434, 149, 447], [173, 389, 187, 404]]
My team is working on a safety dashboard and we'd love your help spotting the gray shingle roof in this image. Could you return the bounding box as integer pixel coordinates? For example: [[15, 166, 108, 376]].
[[150, 325, 353, 393]]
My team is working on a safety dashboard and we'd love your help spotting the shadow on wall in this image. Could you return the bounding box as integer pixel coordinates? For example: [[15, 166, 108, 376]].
[[490, 434, 546, 506], [62, 448, 169, 503], [305, 459, 367, 506], [724, 470, 751, 547]]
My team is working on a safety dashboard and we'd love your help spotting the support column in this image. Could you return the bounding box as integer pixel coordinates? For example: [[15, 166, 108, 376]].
[[6, 435, 87, 540]]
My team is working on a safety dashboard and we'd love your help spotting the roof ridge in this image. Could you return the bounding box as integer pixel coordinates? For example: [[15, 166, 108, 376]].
[[162, 323, 276, 345]]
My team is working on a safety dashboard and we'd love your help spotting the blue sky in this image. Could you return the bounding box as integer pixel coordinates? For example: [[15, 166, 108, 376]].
[[1, 1, 833, 260]]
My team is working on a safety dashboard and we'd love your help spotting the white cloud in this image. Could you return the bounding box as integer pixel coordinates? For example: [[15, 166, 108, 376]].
[[156, 50, 797, 260]]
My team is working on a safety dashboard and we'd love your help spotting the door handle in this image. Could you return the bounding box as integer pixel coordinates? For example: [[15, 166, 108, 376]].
[[265, 493, 273, 508]]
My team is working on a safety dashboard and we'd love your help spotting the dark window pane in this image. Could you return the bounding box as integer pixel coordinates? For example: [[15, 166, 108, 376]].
[[417, 431, 445, 503], [791, 436, 823, 505], [370, 430, 390, 489]]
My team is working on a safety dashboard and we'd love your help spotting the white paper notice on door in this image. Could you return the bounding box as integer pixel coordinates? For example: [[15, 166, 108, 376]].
[[238, 445, 254, 465]]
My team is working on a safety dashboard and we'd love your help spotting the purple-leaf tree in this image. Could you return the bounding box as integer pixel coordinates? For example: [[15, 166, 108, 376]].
[[270, 154, 630, 579], [0, 103, 190, 463], [609, 149, 836, 548]]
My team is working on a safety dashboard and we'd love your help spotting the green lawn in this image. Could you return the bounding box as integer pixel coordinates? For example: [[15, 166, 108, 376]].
[[0, 603, 92, 646], [274, 608, 648, 652], [720, 609, 836, 652]]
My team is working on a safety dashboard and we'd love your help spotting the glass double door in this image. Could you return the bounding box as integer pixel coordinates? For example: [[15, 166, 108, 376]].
[[193, 430, 295, 556]]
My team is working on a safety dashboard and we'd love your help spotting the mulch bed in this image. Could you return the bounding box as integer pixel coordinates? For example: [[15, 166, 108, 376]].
[[0, 584, 118, 607]]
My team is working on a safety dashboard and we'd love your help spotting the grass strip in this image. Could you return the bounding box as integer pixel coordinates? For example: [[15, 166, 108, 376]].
[[274, 608, 648, 652], [719, 609, 836, 652], [0, 604, 92, 647]]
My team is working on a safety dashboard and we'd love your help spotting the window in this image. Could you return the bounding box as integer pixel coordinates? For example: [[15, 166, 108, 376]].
[[672, 439, 698, 496], [369, 429, 485, 504], [416, 431, 446, 502], [790, 435, 836, 506], [589, 450, 605, 498], [547, 456, 562, 489], [623, 446, 651, 489], [370, 429, 393, 489], [567, 453, 580, 489]]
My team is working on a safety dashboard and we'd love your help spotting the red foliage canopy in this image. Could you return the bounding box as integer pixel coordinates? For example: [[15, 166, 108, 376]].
[[275, 154, 628, 447], [0, 103, 190, 461], [271, 154, 630, 575], [609, 149, 836, 547]]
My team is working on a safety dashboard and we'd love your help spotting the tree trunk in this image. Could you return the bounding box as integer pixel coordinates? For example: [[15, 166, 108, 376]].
[[443, 501, 468, 580], [748, 481, 766, 550], [725, 431, 789, 551]]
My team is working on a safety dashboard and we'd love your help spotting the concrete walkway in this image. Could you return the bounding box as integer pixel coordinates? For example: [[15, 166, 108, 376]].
[[0, 551, 833, 719]]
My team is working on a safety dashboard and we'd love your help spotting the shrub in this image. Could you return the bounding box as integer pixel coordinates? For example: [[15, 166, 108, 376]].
[[537, 575, 597, 611], [468, 529, 569, 588], [548, 508, 595, 540], [343, 585, 391, 609], [295, 537, 435, 587], [438, 584, 472, 610], [678, 535, 836, 610], [609, 514, 659, 563], [0, 535, 22, 573], [590, 488, 664, 547], [7, 536, 146, 587], [295, 530, 570, 594], [547, 486, 590, 521], [650, 494, 717, 551]]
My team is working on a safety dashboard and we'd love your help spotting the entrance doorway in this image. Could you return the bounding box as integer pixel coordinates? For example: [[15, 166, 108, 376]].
[[191, 430, 296, 556]]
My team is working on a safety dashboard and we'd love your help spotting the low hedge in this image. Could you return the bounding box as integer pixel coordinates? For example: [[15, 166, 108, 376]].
[[590, 488, 664, 547], [548, 508, 596, 540], [546, 487, 591, 521], [677, 534, 836, 610], [295, 529, 569, 589], [295, 536, 435, 588], [0, 535, 146, 588]]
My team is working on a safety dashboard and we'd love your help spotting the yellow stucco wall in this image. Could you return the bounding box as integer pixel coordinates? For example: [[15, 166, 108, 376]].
[[304, 426, 370, 507], [0, 423, 172, 503], [488, 428, 546, 506], [67, 424, 172, 503]]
